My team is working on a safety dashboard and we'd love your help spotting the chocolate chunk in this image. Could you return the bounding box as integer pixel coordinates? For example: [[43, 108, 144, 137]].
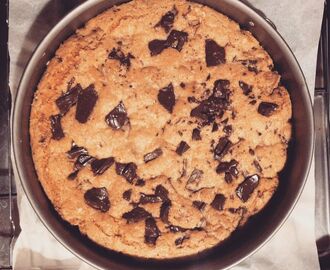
[[50, 114, 64, 140], [175, 235, 190, 246], [210, 194, 226, 211], [186, 169, 203, 192], [67, 143, 88, 159], [105, 101, 129, 130], [155, 6, 178, 33], [115, 162, 138, 183], [135, 178, 146, 186], [155, 184, 169, 201], [205, 39, 226, 67], [84, 187, 110, 212], [223, 125, 232, 135], [158, 83, 176, 113], [123, 189, 132, 201], [75, 84, 98, 123], [122, 206, 151, 223], [144, 148, 163, 163], [192, 200, 206, 211], [239, 59, 258, 73], [239, 81, 252, 96], [108, 47, 135, 69], [56, 84, 82, 115], [187, 96, 198, 103], [74, 154, 95, 170], [192, 128, 202, 141], [148, 39, 168, 56], [236, 174, 260, 202], [139, 193, 162, 204], [253, 160, 263, 173], [160, 200, 171, 223], [145, 217, 160, 245], [166, 30, 188, 52], [214, 137, 232, 161], [91, 157, 115, 175], [67, 170, 79, 180], [167, 224, 188, 233], [249, 148, 255, 155], [180, 82, 186, 88], [176, 141, 190, 156], [212, 122, 219, 132], [216, 159, 239, 183], [258, 102, 279, 116]]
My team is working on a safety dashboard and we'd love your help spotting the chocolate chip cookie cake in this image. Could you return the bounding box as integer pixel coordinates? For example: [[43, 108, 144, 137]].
[[30, 0, 292, 259]]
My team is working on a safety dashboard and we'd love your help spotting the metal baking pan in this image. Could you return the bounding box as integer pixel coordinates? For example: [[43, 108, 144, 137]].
[[12, 0, 314, 269]]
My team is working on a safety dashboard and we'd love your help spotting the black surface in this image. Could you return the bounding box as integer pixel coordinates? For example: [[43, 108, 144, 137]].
[[12, 1, 314, 270]]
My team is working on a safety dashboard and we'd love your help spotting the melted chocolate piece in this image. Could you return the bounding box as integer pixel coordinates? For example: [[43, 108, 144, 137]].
[[192, 128, 202, 141], [139, 193, 162, 204], [67, 170, 79, 180], [74, 154, 95, 170], [212, 122, 219, 132], [75, 84, 98, 123], [223, 125, 233, 136], [67, 143, 87, 159], [145, 217, 160, 245], [214, 137, 232, 161], [115, 162, 138, 183], [135, 178, 146, 186], [91, 157, 115, 175], [160, 200, 171, 223], [239, 81, 252, 96], [236, 174, 260, 202], [216, 159, 239, 183], [123, 189, 132, 201], [155, 6, 178, 33], [186, 169, 203, 192], [158, 83, 176, 113], [144, 148, 163, 163], [210, 194, 226, 211], [84, 187, 110, 212], [56, 84, 82, 115], [205, 39, 226, 67], [239, 59, 258, 73], [108, 47, 135, 68], [258, 102, 279, 116], [105, 101, 129, 130], [155, 184, 169, 201], [50, 114, 64, 140], [167, 224, 188, 233], [187, 96, 198, 103], [175, 235, 190, 246], [192, 200, 206, 211], [180, 82, 186, 88], [148, 39, 168, 56], [122, 206, 151, 223], [176, 141, 190, 156]]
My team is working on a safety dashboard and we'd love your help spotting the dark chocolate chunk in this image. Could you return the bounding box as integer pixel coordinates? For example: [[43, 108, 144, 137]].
[[108, 47, 135, 69], [210, 194, 226, 211], [175, 235, 190, 246], [67, 170, 79, 180], [212, 122, 219, 132], [74, 154, 95, 170], [145, 217, 160, 245], [160, 200, 171, 223], [84, 187, 110, 212], [158, 83, 176, 113], [115, 162, 138, 183], [144, 148, 163, 163], [239, 81, 252, 95], [155, 184, 169, 201], [122, 206, 151, 223], [214, 137, 232, 161], [139, 193, 162, 204], [105, 101, 129, 130], [187, 96, 198, 103], [166, 30, 188, 52], [123, 189, 132, 201], [205, 39, 226, 67], [180, 82, 186, 88], [216, 159, 239, 183], [186, 169, 203, 192], [155, 6, 178, 33], [192, 128, 202, 141], [56, 84, 82, 115], [50, 114, 64, 140], [223, 125, 232, 135], [192, 200, 206, 211], [148, 39, 168, 56], [253, 160, 263, 173], [167, 224, 188, 233], [258, 102, 279, 116], [67, 143, 88, 159], [176, 141, 190, 156], [91, 157, 115, 175], [75, 84, 98, 123], [239, 59, 258, 73], [236, 174, 260, 202], [135, 178, 146, 186]]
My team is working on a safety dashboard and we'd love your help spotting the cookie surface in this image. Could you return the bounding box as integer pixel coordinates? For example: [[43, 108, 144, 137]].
[[30, 0, 292, 259]]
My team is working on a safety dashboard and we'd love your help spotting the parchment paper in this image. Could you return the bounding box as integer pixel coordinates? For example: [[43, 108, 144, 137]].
[[10, 0, 324, 269]]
